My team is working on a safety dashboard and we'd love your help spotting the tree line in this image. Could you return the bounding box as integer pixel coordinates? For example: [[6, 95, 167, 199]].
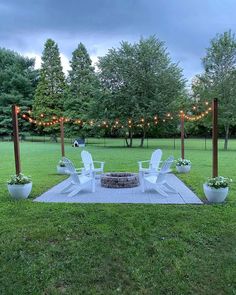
[[1, 32, 236, 149]]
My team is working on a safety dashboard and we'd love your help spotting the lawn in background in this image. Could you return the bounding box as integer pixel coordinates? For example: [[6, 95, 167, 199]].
[[0, 139, 235, 294]]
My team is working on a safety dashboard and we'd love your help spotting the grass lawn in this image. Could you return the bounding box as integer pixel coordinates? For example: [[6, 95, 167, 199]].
[[0, 139, 236, 294]]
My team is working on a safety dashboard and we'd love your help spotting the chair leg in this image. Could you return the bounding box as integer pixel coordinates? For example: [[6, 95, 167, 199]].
[[139, 171, 145, 192], [153, 185, 169, 197], [61, 183, 74, 194], [141, 183, 145, 193], [163, 182, 178, 194], [67, 186, 82, 197], [92, 179, 95, 193]]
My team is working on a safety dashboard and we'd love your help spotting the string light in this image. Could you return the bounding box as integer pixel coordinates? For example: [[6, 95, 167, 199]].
[[184, 106, 212, 121], [20, 100, 212, 128]]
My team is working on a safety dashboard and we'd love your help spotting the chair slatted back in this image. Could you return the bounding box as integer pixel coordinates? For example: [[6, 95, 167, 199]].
[[150, 149, 162, 171], [81, 151, 94, 170], [62, 157, 81, 183], [159, 156, 174, 174], [62, 157, 77, 174]]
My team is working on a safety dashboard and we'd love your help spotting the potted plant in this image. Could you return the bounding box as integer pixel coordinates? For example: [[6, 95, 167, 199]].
[[203, 176, 232, 203], [7, 173, 32, 200], [57, 159, 68, 174], [176, 158, 191, 173]]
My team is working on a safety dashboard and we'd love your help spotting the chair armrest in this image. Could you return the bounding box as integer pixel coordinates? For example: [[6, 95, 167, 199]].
[[74, 167, 84, 175], [138, 160, 150, 170], [93, 161, 105, 169]]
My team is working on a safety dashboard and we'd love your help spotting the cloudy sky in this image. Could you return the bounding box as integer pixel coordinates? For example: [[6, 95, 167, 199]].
[[0, 0, 235, 82]]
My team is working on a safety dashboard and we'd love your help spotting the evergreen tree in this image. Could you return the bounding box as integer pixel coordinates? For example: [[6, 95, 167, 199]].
[[33, 39, 66, 128], [0, 48, 37, 136], [64, 43, 99, 136]]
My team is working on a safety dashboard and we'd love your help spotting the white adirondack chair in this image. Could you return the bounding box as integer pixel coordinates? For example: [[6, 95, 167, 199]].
[[62, 157, 82, 175], [138, 149, 162, 177], [141, 156, 176, 197], [81, 150, 105, 177], [61, 157, 95, 197]]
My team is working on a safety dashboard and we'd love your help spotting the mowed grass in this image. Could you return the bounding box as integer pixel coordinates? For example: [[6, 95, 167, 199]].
[[0, 139, 236, 294]]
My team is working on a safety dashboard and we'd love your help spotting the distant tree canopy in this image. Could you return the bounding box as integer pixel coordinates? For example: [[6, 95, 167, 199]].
[[0, 48, 38, 135], [192, 30, 236, 150], [3, 33, 236, 142], [95, 36, 185, 146]]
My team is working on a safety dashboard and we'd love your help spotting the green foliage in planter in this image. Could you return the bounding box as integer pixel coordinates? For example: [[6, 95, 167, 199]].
[[58, 160, 66, 167], [7, 173, 31, 185]]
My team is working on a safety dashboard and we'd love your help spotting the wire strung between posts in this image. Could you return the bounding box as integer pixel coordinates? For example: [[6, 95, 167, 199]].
[[18, 101, 213, 128]]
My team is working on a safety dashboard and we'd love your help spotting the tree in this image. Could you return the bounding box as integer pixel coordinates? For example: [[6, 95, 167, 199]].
[[0, 48, 38, 136], [192, 31, 236, 150], [95, 36, 185, 147], [33, 39, 66, 135], [64, 43, 100, 136]]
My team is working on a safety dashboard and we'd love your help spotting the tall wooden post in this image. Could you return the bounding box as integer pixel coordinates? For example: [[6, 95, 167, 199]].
[[181, 114, 185, 159], [212, 98, 218, 177], [60, 119, 65, 157], [12, 105, 21, 175]]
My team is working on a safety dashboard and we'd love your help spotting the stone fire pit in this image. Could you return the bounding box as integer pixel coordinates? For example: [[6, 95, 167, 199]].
[[101, 172, 139, 188]]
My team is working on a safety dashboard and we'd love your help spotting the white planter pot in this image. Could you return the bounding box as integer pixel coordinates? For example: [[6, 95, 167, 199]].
[[203, 184, 229, 203], [176, 165, 191, 173], [57, 166, 69, 174], [7, 182, 32, 200]]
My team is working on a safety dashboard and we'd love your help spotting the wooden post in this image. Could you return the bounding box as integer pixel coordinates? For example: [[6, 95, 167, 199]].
[[212, 98, 218, 177], [12, 105, 21, 175], [60, 119, 65, 157], [181, 114, 185, 159]]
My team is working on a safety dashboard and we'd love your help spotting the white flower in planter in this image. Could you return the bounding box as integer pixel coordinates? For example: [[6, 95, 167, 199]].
[[57, 159, 69, 174], [203, 176, 232, 203], [176, 158, 191, 173], [7, 173, 32, 199], [7, 173, 31, 185]]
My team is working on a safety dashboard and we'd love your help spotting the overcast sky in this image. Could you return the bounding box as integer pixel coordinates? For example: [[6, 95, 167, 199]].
[[0, 0, 235, 82]]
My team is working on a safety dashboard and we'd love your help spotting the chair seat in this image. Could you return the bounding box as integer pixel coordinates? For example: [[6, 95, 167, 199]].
[[144, 175, 158, 184], [79, 175, 92, 184], [139, 168, 157, 173], [93, 167, 103, 172]]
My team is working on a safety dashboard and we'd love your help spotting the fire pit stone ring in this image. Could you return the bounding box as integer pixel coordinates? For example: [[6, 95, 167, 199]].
[[101, 172, 139, 188]]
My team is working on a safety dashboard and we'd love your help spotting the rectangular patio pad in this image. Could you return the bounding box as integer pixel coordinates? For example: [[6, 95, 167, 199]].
[[34, 174, 202, 204]]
